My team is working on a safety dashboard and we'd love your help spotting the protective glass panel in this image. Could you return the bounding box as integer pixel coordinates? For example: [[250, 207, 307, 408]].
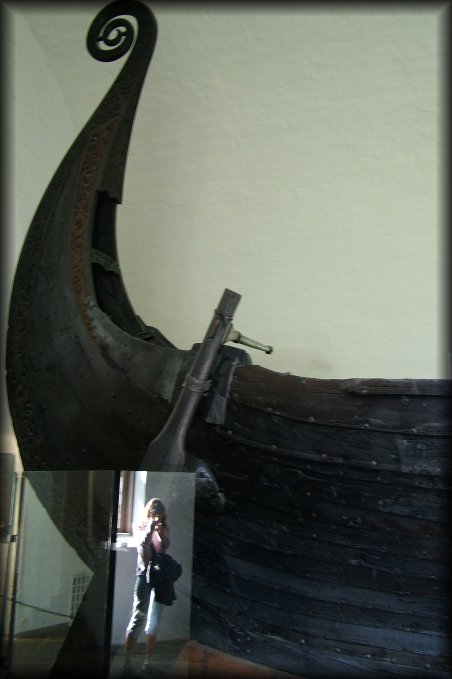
[[8, 470, 119, 679], [1, 457, 21, 674], [109, 471, 195, 678]]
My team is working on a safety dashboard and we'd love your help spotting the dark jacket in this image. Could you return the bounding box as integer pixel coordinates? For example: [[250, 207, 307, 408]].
[[135, 519, 170, 576], [146, 553, 182, 605]]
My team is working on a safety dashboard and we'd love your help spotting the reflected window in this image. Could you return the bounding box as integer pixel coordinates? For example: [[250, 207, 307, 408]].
[[69, 573, 91, 618], [117, 471, 147, 535], [117, 471, 134, 533]]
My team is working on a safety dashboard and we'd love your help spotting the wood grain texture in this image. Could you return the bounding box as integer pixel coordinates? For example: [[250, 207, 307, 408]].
[[189, 391, 451, 678]]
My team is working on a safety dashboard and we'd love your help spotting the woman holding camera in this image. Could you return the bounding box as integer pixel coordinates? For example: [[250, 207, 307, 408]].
[[123, 497, 170, 672]]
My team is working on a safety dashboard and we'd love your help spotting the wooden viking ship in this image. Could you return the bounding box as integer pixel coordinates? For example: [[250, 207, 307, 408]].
[[6, 2, 451, 677]]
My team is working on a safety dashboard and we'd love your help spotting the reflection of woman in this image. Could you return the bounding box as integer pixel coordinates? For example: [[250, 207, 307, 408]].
[[123, 498, 170, 671]]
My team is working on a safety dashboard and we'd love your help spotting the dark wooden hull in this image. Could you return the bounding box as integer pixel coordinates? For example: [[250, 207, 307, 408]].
[[189, 372, 451, 677], [5, 2, 451, 677]]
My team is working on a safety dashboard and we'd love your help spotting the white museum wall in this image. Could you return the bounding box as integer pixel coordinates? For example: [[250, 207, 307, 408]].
[[122, 6, 444, 383]]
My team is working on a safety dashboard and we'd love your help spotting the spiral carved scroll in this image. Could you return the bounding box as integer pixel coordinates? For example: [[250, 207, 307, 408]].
[[86, 0, 153, 62]]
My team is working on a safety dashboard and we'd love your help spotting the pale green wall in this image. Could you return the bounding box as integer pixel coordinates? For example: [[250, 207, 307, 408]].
[[2, 4, 447, 463], [125, 7, 444, 381], [14, 480, 93, 637]]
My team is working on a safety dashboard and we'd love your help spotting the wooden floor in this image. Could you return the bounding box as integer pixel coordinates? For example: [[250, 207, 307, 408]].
[[167, 640, 302, 678], [7, 637, 305, 678], [110, 639, 304, 678]]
